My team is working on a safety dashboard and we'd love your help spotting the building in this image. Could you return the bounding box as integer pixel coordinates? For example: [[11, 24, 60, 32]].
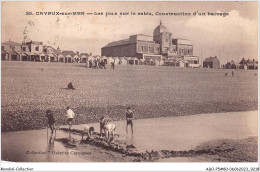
[[101, 21, 199, 67], [80, 53, 89, 63], [26, 41, 45, 61], [1, 40, 30, 61], [61, 51, 77, 63], [224, 60, 239, 69], [102, 34, 161, 61], [43, 46, 61, 62], [1, 40, 92, 64], [203, 56, 220, 69], [239, 58, 258, 70]]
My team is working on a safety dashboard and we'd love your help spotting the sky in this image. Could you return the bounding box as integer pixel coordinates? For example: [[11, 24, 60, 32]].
[[2, 1, 258, 64]]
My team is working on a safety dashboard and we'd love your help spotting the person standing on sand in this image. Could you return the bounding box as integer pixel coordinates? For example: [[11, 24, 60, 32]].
[[46, 109, 56, 134], [66, 106, 75, 130], [99, 115, 109, 137], [126, 107, 134, 135]]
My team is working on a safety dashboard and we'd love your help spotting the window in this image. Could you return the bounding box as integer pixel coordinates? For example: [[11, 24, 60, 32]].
[[141, 46, 144, 52], [35, 46, 39, 51], [1, 46, 4, 50], [157, 47, 160, 53], [12, 47, 15, 51], [23, 47, 26, 51], [144, 46, 148, 52], [150, 46, 154, 53]]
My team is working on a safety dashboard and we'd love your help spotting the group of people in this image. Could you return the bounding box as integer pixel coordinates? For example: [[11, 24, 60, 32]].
[[87, 60, 106, 69], [46, 106, 75, 134], [86, 60, 115, 70], [46, 106, 134, 141]]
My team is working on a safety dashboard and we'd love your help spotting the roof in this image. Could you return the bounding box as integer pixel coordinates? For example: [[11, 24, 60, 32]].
[[203, 56, 219, 63], [61, 51, 76, 57], [135, 34, 152, 37], [45, 52, 57, 57], [103, 33, 154, 48], [58, 54, 64, 57], [1, 50, 20, 55], [2, 41, 22, 46], [240, 59, 258, 65], [175, 38, 192, 45], [44, 46, 61, 55], [103, 39, 130, 48], [26, 41, 43, 45], [153, 21, 168, 36], [80, 53, 89, 57], [1, 50, 8, 54]]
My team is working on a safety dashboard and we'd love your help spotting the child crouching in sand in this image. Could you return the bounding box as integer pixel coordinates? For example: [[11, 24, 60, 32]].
[[82, 125, 95, 139], [104, 123, 116, 141]]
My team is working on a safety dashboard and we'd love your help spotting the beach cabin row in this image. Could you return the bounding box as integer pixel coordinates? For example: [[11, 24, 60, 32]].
[[84, 56, 164, 66]]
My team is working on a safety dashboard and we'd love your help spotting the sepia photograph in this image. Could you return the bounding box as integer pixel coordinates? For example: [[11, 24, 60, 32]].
[[1, 1, 259, 171]]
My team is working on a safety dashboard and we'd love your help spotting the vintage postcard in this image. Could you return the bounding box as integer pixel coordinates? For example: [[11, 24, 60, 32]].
[[1, 1, 259, 171]]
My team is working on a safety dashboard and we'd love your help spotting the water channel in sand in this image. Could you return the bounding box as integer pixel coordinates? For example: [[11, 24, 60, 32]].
[[2, 111, 258, 162]]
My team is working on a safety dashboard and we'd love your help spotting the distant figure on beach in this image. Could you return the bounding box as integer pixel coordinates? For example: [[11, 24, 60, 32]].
[[232, 71, 234, 76], [82, 125, 95, 139], [46, 109, 56, 134], [126, 107, 134, 135], [67, 82, 75, 90], [104, 123, 116, 141], [99, 115, 109, 137], [66, 106, 75, 130], [111, 62, 115, 70]]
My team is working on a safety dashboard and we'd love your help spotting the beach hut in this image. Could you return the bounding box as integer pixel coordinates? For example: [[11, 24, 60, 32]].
[[149, 58, 155, 65], [58, 54, 65, 62], [80, 54, 87, 63], [131, 57, 139, 65], [139, 58, 144, 65], [62, 51, 76, 63], [125, 57, 132, 65], [73, 54, 80, 63], [113, 57, 120, 65], [80, 53, 89, 63], [106, 57, 114, 64], [154, 59, 161, 66], [119, 57, 128, 65], [87, 55, 94, 62], [101, 56, 108, 64], [65, 54, 72, 63], [94, 55, 101, 61], [46, 53, 58, 62], [179, 60, 188, 67]]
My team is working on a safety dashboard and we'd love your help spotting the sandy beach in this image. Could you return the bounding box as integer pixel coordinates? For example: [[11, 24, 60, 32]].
[[1, 62, 258, 162], [2, 111, 258, 162], [1, 62, 258, 132]]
